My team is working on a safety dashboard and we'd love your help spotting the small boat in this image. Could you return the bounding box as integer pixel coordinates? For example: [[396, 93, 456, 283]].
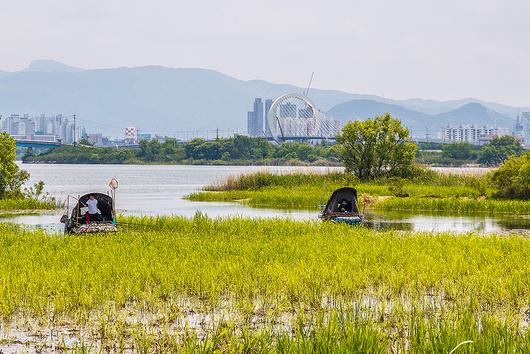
[[61, 179, 119, 234], [319, 187, 363, 225]]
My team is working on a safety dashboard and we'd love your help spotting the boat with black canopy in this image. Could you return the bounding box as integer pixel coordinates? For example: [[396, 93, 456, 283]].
[[319, 187, 363, 225], [60, 178, 119, 234]]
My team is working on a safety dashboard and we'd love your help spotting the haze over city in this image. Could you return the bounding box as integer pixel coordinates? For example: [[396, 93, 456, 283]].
[[1, 0, 529, 107]]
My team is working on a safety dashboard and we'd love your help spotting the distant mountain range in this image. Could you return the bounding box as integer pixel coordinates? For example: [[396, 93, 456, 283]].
[[0, 60, 526, 136], [328, 100, 515, 135]]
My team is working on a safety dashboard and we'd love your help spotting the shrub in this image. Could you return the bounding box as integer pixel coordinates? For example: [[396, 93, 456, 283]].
[[490, 151, 530, 199], [388, 177, 409, 197]]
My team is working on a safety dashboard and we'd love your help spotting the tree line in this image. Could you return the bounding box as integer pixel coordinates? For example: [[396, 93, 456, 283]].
[[24, 135, 337, 165], [417, 136, 524, 166]]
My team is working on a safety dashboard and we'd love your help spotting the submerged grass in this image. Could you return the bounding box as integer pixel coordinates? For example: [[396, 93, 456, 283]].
[[1, 216, 530, 351]]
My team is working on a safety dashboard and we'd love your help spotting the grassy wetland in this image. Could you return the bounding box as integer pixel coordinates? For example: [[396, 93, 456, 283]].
[[186, 170, 530, 215], [2, 216, 530, 352], [0, 197, 56, 212]]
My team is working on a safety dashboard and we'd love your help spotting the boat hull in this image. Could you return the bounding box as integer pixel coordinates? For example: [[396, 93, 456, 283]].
[[320, 212, 363, 226], [329, 216, 362, 225], [66, 223, 118, 234]]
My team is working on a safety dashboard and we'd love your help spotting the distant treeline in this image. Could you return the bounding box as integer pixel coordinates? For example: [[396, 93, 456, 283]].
[[416, 136, 525, 166], [23, 135, 338, 165], [22, 135, 525, 167]]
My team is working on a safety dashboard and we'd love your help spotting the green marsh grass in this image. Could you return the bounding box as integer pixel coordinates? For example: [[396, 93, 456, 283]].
[[206, 170, 487, 192], [0, 197, 56, 211], [1, 216, 530, 351], [186, 185, 493, 210], [374, 197, 530, 215], [188, 171, 521, 215]]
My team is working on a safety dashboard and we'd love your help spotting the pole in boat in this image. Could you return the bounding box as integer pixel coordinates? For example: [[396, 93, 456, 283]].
[[76, 194, 80, 227], [66, 195, 70, 219], [109, 178, 119, 225]]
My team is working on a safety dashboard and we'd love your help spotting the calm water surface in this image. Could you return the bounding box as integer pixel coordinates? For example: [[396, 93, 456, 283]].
[[2, 164, 528, 234]]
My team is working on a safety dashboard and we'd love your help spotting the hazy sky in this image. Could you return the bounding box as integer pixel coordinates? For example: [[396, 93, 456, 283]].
[[1, 0, 529, 106]]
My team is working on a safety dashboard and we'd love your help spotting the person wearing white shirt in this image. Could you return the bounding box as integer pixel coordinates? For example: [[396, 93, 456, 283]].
[[84, 195, 100, 224]]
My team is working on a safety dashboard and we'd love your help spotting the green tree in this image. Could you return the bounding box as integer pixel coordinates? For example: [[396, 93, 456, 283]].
[[478, 136, 524, 166], [273, 142, 322, 162], [332, 113, 416, 180], [490, 151, 530, 198], [442, 143, 478, 160], [0, 132, 30, 198], [139, 140, 163, 161], [229, 135, 271, 160], [160, 138, 185, 161]]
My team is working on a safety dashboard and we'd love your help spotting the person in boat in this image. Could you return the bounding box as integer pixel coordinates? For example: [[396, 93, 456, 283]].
[[84, 195, 101, 224], [337, 198, 353, 213]]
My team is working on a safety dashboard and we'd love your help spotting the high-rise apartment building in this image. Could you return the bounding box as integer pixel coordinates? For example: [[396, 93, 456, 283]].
[[247, 98, 266, 137], [247, 111, 256, 136], [442, 124, 508, 145], [264, 99, 273, 137], [254, 98, 264, 136], [88, 133, 104, 146]]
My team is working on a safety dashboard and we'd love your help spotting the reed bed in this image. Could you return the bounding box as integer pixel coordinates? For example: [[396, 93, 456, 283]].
[[189, 171, 515, 216], [374, 197, 530, 215], [187, 188, 325, 209], [187, 185, 489, 210], [205, 171, 350, 191], [0, 198, 56, 211], [206, 171, 486, 192], [1, 216, 530, 351]]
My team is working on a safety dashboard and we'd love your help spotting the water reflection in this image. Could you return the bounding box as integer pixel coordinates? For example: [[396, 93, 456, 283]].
[[364, 211, 530, 234]]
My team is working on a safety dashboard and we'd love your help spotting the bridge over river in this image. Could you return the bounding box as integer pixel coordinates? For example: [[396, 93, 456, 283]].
[[15, 139, 63, 149]]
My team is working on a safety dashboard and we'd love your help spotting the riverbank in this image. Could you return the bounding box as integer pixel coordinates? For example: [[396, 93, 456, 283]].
[[1, 216, 530, 352]]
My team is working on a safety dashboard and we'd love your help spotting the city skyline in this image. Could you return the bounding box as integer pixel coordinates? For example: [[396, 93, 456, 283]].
[[0, 113, 84, 144], [1, 1, 529, 107]]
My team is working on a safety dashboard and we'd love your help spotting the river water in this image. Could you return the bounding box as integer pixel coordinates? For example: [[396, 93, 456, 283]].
[[2, 164, 529, 234]]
